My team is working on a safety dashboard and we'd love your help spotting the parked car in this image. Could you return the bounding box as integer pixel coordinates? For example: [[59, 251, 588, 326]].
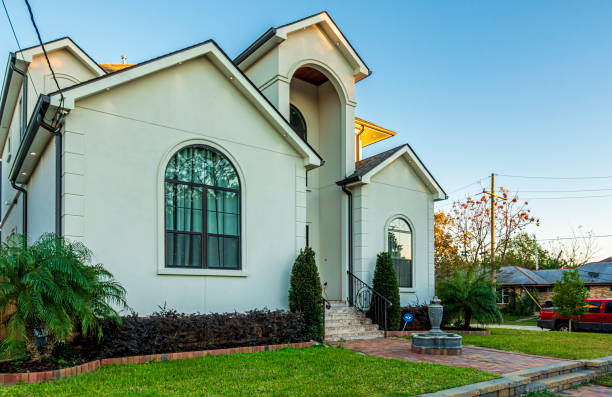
[[538, 298, 612, 332]]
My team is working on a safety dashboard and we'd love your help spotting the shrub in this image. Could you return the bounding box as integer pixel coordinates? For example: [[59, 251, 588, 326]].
[[437, 271, 502, 330], [0, 233, 127, 361], [371, 252, 401, 330], [400, 305, 430, 330], [288, 247, 324, 341], [71, 307, 307, 359]]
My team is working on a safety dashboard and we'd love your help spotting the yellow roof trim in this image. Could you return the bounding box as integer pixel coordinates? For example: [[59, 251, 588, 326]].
[[98, 63, 135, 73], [355, 117, 396, 147]]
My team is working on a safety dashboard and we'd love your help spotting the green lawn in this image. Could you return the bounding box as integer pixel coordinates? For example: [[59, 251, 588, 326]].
[[596, 374, 612, 387], [462, 328, 612, 360], [0, 346, 496, 396]]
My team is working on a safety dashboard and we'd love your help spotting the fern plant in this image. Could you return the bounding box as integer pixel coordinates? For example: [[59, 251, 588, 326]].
[[0, 233, 128, 361], [437, 270, 502, 330]]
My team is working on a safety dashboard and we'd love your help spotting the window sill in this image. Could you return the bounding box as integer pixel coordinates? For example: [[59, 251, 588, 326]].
[[399, 288, 416, 293], [157, 268, 248, 277]]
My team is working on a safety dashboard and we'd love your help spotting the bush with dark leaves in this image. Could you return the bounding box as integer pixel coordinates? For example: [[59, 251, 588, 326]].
[[71, 306, 308, 359]]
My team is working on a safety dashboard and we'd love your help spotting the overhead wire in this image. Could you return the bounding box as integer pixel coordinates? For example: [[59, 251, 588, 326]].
[[1, 0, 38, 96]]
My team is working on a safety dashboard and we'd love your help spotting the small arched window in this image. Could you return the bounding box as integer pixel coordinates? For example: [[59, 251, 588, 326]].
[[388, 218, 413, 288], [289, 104, 307, 141], [165, 145, 241, 269]]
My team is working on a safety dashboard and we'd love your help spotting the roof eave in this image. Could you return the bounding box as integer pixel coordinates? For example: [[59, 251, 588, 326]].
[[9, 95, 53, 184], [0, 54, 28, 148]]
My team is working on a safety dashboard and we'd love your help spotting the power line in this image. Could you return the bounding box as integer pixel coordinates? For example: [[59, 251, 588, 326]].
[[537, 234, 612, 242], [23, 0, 62, 100], [447, 177, 487, 194], [1, 0, 38, 96], [499, 188, 612, 194], [497, 173, 612, 180], [522, 194, 612, 200]]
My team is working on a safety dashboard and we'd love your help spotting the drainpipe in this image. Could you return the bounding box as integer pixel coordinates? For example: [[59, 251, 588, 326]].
[[341, 186, 353, 304], [10, 62, 28, 243]]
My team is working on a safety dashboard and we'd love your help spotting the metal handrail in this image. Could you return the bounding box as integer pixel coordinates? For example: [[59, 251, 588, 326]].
[[347, 270, 393, 337]]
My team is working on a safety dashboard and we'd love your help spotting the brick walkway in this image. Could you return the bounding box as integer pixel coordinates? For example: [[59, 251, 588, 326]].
[[341, 337, 570, 374], [558, 384, 612, 396]]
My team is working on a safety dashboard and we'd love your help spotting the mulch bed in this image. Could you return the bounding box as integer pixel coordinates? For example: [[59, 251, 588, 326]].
[[0, 357, 87, 373]]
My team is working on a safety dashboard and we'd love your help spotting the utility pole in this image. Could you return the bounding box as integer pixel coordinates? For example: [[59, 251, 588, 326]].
[[482, 173, 506, 284]]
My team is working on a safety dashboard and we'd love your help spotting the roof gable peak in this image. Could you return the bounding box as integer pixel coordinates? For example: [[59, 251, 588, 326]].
[[234, 11, 370, 82]]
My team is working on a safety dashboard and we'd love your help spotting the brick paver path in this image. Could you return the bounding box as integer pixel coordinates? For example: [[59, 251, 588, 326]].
[[341, 337, 571, 374], [558, 384, 612, 396]]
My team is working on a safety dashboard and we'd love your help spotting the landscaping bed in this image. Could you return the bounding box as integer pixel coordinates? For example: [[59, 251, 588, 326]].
[[461, 328, 612, 359], [1, 346, 498, 396]]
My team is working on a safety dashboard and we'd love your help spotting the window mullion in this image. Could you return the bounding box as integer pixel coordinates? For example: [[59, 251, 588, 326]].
[[202, 187, 207, 269]]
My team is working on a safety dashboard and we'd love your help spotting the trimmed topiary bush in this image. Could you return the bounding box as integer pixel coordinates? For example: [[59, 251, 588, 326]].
[[288, 247, 324, 341], [371, 252, 401, 330]]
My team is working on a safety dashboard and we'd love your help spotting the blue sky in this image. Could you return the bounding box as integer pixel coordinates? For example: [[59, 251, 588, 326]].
[[2, 1, 611, 257]]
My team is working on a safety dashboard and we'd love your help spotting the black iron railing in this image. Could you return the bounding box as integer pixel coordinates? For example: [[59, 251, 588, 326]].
[[347, 270, 392, 337]]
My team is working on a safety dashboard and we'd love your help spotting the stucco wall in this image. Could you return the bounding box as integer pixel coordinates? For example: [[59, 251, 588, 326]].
[[26, 137, 56, 240], [65, 55, 306, 314], [359, 157, 436, 306]]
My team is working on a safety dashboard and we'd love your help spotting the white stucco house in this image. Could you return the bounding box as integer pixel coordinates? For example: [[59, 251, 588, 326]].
[[0, 12, 446, 316]]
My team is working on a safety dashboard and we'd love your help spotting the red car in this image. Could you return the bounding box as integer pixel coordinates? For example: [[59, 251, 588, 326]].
[[538, 298, 612, 332]]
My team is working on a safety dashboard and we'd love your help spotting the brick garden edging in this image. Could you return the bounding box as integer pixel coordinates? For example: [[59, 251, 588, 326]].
[[0, 341, 316, 385], [388, 329, 491, 337]]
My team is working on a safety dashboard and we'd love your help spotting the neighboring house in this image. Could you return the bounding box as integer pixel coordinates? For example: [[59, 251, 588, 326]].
[[0, 12, 446, 315], [497, 262, 612, 307]]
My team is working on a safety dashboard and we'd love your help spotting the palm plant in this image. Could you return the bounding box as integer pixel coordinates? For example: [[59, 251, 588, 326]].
[[0, 233, 128, 361], [437, 270, 502, 330]]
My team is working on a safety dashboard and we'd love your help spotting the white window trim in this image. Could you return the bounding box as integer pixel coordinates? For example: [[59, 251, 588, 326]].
[[383, 214, 416, 292], [156, 138, 248, 276]]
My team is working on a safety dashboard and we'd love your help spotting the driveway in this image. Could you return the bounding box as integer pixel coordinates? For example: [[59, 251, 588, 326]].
[[341, 337, 568, 374]]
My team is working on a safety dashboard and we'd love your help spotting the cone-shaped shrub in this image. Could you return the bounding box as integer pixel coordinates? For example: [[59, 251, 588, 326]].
[[288, 247, 324, 341], [371, 252, 401, 330]]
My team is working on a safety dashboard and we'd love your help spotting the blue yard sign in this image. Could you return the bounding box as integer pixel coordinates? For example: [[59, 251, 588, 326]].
[[402, 313, 413, 331]]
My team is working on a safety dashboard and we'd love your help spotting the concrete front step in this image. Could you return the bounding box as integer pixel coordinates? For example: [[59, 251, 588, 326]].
[[324, 332, 383, 342], [531, 370, 599, 393], [507, 361, 584, 382], [325, 324, 380, 333], [326, 318, 375, 325]]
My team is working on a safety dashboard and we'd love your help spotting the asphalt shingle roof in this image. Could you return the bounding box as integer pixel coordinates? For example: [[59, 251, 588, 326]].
[[498, 262, 612, 286], [336, 145, 406, 185]]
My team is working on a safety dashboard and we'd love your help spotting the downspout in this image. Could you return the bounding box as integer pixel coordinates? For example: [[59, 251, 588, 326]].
[[10, 62, 28, 243], [341, 186, 353, 303]]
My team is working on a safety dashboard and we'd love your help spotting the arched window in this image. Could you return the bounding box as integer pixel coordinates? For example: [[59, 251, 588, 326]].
[[165, 145, 241, 269], [388, 218, 413, 288], [289, 104, 307, 141]]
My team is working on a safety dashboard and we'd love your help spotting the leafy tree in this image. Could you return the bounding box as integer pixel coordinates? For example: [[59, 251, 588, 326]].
[[552, 268, 589, 332], [288, 247, 324, 341], [434, 211, 461, 278], [439, 191, 538, 281], [371, 252, 400, 330], [0, 233, 128, 361], [437, 271, 502, 330]]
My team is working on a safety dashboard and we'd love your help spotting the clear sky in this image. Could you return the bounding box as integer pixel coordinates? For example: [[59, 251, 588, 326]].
[[2, 1, 611, 258]]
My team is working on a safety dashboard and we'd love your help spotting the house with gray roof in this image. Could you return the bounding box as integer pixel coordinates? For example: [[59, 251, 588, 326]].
[[497, 261, 612, 307]]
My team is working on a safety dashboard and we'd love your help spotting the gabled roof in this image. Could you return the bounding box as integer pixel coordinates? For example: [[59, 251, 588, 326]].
[[12, 39, 324, 184], [498, 263, 612, 286], [355, 117, 396, 147], [336, 144, 447, 201], [16, 37, 106, 76], [234, 11, 370, 82]]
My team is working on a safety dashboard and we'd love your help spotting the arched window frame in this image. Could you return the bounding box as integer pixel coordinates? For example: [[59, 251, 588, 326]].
[[157, 140, 247, 277], [384, 215, 416, 290], [289, 104, 307, 141]]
